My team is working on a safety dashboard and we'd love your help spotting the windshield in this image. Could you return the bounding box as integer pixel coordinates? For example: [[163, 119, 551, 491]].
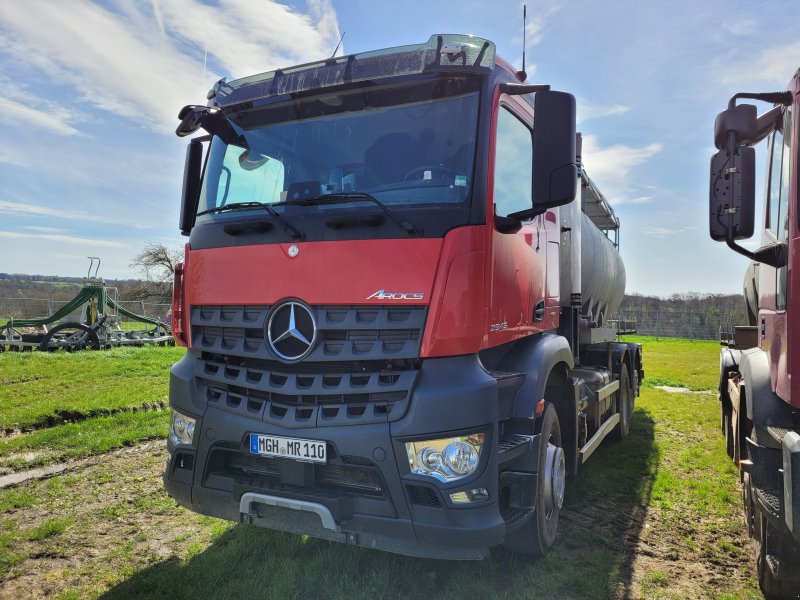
[[197, 76, 481, 220]]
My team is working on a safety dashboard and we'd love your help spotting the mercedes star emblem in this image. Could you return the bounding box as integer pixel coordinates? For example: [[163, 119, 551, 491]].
[[266, 300, 317, 361], [288, 244, 300, 258]]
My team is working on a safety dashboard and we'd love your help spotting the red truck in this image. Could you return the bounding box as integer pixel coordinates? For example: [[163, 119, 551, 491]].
[[164, 34, 643, 560], [710, 70, 800, 597]]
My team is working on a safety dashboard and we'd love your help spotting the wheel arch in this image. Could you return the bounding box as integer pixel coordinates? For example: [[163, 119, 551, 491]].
[[739, 347, 794, 429], [494, 333, 575, 419]]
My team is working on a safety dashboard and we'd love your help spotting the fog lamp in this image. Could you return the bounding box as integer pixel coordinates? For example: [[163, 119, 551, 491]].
[[170, 410, 196, 446], [449, 488, 490, 504], [405, 433, 484, 482]]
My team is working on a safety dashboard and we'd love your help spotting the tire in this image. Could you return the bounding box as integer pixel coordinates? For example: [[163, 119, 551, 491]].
[[611, 368, 633, 441], [504, 403, 564, 557], [38, 322, 100, 351], [742, 472, 755, 538], [723, 406, 735, 459]]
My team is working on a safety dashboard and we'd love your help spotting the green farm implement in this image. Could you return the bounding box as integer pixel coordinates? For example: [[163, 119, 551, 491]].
[[0, 258, 172, 351]]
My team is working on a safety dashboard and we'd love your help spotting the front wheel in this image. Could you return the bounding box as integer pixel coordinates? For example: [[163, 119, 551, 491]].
[[504, 403, 564, 557]]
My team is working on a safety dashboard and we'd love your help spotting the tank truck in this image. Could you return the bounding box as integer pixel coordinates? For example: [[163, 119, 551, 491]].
[[710, 69, 800, 597], [164, 34, 643, 559]]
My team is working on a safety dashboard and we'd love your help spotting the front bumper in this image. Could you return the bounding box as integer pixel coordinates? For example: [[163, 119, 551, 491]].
[[164, 352, 508, 559], [746, 431, 800, 542]]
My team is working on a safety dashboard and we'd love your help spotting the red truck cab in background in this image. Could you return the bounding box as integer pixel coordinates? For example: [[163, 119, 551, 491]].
[[165, 34, 643, 560], [710, 69, 800, 598]]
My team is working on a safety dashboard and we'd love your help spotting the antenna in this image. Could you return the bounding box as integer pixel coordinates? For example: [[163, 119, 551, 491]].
[[330, 31, 346, 59], [518, 5, 528, 82]]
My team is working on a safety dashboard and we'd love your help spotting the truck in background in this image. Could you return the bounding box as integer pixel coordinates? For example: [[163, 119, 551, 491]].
[[709, 69, 800, 598], [164, 34, 643, 560]]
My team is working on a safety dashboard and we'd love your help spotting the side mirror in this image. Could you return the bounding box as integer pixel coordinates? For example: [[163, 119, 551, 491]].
[[179, 139, 204, 236], [509, 91, 577, 220], [176, 106, 207, 137], [709, 145, 755, 241], [176, 105, 237, 142]]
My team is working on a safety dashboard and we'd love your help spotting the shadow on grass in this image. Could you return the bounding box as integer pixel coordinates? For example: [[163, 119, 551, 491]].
[[102, 409, 657, 600]]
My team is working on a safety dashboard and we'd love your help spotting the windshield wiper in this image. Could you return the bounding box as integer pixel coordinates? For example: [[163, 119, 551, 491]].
[[273, 193, 421, 236], [197, 202, 303, 240]]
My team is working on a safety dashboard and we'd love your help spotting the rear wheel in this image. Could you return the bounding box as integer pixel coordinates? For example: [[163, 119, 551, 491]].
[[723, 406, 735, 459], [504, 403, 564, 557], [611, 368, 633, 441]]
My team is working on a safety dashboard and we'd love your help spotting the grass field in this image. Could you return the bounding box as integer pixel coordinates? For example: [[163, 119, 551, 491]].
[[0, 346, 183, 470], [0, 338, 763, 599]]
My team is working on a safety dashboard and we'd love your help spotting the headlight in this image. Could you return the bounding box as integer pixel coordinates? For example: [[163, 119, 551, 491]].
[[170, 410, 196, 446], [405, 433, 484, 482]]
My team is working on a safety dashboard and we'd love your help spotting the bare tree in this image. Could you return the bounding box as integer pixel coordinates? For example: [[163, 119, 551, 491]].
[[127, 243, 184, 302]]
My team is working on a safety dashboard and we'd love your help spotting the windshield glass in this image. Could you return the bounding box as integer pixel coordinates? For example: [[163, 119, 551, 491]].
[[197, 76, 481, 219]]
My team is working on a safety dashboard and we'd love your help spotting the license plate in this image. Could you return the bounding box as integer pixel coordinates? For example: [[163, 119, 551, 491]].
[[249, 433, 327, 464]]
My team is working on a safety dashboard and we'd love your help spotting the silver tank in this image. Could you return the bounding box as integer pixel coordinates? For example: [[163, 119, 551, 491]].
[[578, 211, 626, 323]]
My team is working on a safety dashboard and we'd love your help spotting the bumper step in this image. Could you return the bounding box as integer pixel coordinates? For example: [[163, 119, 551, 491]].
[[497, 434, 534, 464]]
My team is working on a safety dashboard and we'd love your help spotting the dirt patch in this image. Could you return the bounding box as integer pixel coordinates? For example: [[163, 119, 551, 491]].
[[0, 402, 167, 438], [655, 385, 716, 396]]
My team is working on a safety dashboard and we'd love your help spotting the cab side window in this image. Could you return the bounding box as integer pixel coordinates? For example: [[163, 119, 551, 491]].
[[493, 107, 532, 218], [767, 108, 792, 309]]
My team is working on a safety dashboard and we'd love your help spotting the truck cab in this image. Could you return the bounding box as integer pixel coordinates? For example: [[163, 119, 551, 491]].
[[710, 69, 800, 598], [165, 34, 643, 560]]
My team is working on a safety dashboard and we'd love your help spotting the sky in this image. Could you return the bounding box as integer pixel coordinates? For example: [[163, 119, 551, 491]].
[[0, 0, 798, 296]]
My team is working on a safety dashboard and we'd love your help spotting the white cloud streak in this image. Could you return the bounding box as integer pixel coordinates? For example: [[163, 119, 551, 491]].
[[0, 200, 152, 229], [0, 0, 340, 131], [613, 196, 653, 206], [581, 135, 663, 182], [0, 96, 80, 136], [718, 41, 800, 87], [577, 102, 631, 124], [0, 230, 127, 248]]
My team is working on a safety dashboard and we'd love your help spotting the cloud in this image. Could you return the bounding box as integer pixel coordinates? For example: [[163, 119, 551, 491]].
[[0, 0, 340, 131], [21, 226, 72, 234], [0, 200, 152, 229], [0, 148, 24, 167], [718, 41, 800, 87], [0, 95, 81, 136], [613, 196, 653, 206], [577, 101, 630, 124], [643, 226, 697, 237], [0, 230, 127, 248], [580, 135, 663, 181]]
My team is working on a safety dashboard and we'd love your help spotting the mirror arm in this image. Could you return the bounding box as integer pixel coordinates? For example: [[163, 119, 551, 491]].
[[494, 214, 523, 234], [724, 228, 787, 269], [499, 83, 551, 95]]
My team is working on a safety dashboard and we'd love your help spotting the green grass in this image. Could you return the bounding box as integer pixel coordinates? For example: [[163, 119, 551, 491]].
[[0, 345, 184, 430], [0, 411, 169, 470], [0, 346, 181, 469], [622, 335, 721, 390]]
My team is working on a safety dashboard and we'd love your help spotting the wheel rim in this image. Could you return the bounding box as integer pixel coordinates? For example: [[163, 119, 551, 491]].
[[543, 440, 566, 517]]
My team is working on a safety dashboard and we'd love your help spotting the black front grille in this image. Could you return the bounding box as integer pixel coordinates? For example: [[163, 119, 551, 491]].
[[205, 446, 385, 498], [196, 355, 418, 427]]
